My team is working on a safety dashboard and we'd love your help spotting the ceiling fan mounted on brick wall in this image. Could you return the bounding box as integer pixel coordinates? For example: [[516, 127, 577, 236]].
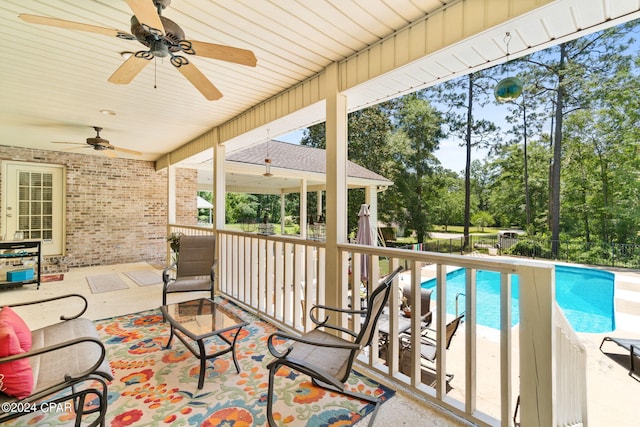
[[19, 0, 257, 100], [52, 127, 142, 158]]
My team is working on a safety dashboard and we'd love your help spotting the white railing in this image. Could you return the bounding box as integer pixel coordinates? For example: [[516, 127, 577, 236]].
[[171, 225, 588, 427], [553, 305, 588, 427]]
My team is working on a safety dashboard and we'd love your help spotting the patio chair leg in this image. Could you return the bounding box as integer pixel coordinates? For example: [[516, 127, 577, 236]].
[[338, 385, 381, 427], [630, 345, 639, 381], [266, 362, 279, 427]]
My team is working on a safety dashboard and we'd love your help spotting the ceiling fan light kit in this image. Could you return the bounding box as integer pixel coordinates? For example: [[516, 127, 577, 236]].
[[19, 0, 256, 101]]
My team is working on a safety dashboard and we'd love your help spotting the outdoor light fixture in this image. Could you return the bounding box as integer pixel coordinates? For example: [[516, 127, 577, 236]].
[[263, 128, 273, 177], [495, 76, 523, 102], [495, 32, 523, 103], [263, 157, 273, 177]]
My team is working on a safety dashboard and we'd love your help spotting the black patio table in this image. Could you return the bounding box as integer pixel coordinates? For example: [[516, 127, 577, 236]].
[[160, 298, 248, 389]]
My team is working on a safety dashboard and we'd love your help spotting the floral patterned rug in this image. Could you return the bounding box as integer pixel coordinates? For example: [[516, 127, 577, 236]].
[[11, 298, 394, 426]]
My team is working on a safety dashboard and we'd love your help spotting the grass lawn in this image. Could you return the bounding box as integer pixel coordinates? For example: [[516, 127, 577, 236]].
[[434, 225, 500, 235]]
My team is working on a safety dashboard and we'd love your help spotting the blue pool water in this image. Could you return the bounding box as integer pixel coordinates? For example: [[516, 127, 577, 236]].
[[421, 265, 615, 333]]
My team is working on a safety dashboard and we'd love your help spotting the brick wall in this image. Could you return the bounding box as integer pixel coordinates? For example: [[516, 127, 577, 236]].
[[175, 167, 198, 225], [0, 146, 197, 273]]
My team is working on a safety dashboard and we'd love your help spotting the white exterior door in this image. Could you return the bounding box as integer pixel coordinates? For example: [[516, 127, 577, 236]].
[[2, 161, 64, 256]]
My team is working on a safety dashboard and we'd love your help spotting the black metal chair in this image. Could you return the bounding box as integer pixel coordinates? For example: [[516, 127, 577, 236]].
[[398, 313, 464, 385], [265, 266, 404, 427], [599, 336, 640, 381], [401, 283, 433, 326], [0, 294, 112, 427], [162, 235, 217, 305]]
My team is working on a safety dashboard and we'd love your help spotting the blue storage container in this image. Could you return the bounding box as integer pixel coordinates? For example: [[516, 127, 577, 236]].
[[7, 268, 34, 282]]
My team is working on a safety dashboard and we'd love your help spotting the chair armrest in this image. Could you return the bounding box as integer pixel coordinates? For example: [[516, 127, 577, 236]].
[[309, 304, 365, 324], [8, 294, 88, 321], [162, 262, 177, 284], [267, 331, 359, 358], [210, 261, 217, 281], [309, 304, 363, 338], [0, 337, 113, 382]]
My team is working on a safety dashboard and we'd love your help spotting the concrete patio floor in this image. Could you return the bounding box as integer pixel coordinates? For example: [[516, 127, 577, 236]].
[[3, 260, 639, 426]]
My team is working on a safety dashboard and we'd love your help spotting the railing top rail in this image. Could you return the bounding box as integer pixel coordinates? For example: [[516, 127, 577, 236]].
[[554, 303, 587, 353], [217, 228, 327, 247], [168, 224, 214, 231], [340, 242, 556, 275]]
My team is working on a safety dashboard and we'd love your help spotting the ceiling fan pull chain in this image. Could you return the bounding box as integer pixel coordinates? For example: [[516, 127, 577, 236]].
[[154, 57, 157, 89]]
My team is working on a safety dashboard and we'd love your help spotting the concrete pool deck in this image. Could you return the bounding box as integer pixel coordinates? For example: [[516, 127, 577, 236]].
[[410, 258, 640, 426]]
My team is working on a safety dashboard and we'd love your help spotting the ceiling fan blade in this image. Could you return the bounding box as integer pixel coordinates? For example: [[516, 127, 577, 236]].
[[187, 40, 257, 67], [19, 14, 132, 38], [108, 55, 150, 84], [102, 149, 118, 158], [126, 0, 165, 34], [176, 61, 223, 101], [114, 146, 142, 156], [52, 141, 85, 145]]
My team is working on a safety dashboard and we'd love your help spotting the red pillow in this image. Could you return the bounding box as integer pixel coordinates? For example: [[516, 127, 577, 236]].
[[0, 307, 32, 351], [0, 322, 34, 399]]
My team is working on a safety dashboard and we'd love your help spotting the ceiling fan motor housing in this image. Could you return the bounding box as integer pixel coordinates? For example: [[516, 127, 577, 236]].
[[130, 16, 184, 53], [86, 137, 110, 147]]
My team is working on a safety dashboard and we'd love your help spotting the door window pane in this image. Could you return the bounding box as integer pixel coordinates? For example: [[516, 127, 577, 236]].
[[17, 171, 54, 241]]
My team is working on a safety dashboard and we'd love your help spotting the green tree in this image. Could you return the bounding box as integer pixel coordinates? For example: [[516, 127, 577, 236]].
[[471, 211, 494, 232], [423, 71, 499, 250], [469, 159, 494, 213], [524, 24, 634, 255], [488, 140, 549, 229], [562, 53, 640, 242], [225, 193, 258, 224], [301, 102, 395, 234], [390, 94, 445, 242], [430, 170, 465, 231]]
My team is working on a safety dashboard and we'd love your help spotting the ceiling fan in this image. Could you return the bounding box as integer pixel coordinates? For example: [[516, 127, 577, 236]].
[[19, 0, 257, 100], [53, 127, 142, 158]]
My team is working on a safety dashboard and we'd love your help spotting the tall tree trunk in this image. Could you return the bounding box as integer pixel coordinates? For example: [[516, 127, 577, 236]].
[[598, 153, 610, 242], [575, 144, 591, 241], [547, 114, 555, 230], [522, 93, 531, 228], [550, 44, 567, 258], [463, 74, 473, 251]]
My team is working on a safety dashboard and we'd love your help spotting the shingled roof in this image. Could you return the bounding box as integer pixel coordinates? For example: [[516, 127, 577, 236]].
[[227, 140, 391, 183]]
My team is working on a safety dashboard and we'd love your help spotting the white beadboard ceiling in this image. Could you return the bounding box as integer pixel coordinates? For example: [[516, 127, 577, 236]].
[[0, 0, 638, 163]]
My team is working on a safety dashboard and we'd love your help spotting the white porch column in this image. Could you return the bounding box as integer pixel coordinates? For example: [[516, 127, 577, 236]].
[[518, 263, 556, 426], [364, 185, 378, 246], [299, 179, 308, 239], [324, 62, 348, 311], [213, 138, 225, 230], [167, 163, 176, 225]]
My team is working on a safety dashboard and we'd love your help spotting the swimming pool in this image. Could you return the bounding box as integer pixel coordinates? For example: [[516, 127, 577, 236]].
[[421, 265, 615, 333]]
